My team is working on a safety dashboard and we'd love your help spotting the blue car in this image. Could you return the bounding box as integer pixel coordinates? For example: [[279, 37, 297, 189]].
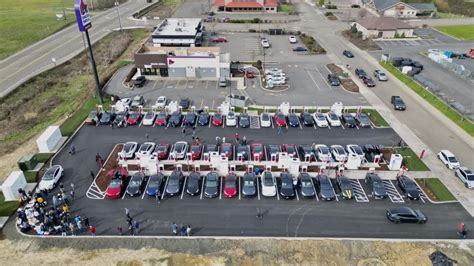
[[146, 173, 164, 197]]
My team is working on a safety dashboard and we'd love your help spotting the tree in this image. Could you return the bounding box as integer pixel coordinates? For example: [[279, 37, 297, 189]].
[[350, 24, 358, 34], [319, 0, 324, 6]]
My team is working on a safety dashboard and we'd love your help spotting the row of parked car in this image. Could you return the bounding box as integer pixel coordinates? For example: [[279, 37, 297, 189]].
[[265, 68, 287, 86], [120, 140, 384, 164], [437, 150, 474, 189]]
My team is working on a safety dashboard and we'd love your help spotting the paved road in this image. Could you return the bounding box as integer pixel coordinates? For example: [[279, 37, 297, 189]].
[[0, 0, 157, 98], [293, 0, 474, 215], [48, 124, 474, 238], [407, 18, 474, 27]]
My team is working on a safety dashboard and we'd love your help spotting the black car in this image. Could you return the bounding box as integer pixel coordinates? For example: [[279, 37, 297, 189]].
[[355, 112, 371, 128], [363, 144, 378, 161], [397, 175, 421, 200], [198, 112, 210, 126], [299, 173, 315, 198], [113, 111, 128, 126], [204, 172, 220, 198], [241, 172, 256, 197], [205, 144, 218, 153], [179, 98, 191, 109], [335, 175, 354, 200], [391, 96, 406, 111], [362, 76, 376, 87], [317, 175, 336, 201], [166, 171, 183, 196], [134, 76, 146, 87], [183, 112, 196, 127], [238, 113, 250, 128], [341, 113, 357, 128], [146, 173, 164, 197], [186, 172, 201, 196], [365, 173, 387, 199], [327, 74, 340, 86], [279, 172, 295, 199], [268, 144, 280, 160], [288, 113, 299, 127], [236, 145, 249, 160], [126, 172, 145, 196], [343, 50, 354, 58], [300, 112, 314, 126], [386, 207, 427, 224], [169, 111, 182, 127], [300, 145, 314, 161], [355, 68, 367, 78], [292, 46, 307, 52], [99, 111, 115, 125]]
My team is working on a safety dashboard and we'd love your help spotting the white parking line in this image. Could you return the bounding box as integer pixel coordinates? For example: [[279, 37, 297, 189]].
[[238, 176, 241, 200], [356, 125, 359, 130], [295, 188, 300, 201], [317, 68, 333, 90], [161, 176, 168, 200], [180, 175, 188, 199], [275, 177, 280, 201], [327, 124, 331, 130], [219, 176, 223, 200], [208, 116, 212, 128], [222, 117, 225, 128], [122, 182, 130, 200], [306, 69, 321, 90], [141, 176, 151, 199], [311, 178, 319, 201], [313, 124, 317, 130], [200, 176, 205, 200], [341, 123, 345, 130], [299, 121, 303, 129]]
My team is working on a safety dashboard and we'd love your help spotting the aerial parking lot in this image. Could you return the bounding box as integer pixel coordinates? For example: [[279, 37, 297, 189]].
[[41, 106, 474, 239]]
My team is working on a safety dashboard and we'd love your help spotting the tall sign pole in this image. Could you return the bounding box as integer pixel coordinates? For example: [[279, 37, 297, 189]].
[[74, 0, 103, 104]]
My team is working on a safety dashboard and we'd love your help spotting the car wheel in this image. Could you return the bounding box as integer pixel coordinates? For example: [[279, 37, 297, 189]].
[[395, 220, 400, 224], [446, 163, 449, 168]]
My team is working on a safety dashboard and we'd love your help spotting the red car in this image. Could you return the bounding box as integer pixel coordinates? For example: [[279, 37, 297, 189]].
[[190, 144, 202, 160], [212, 37, 227, 43], [127, 112, 142, 125], [212, 113, 223, 126], [155, 143, 170, 160], [154, 111, 168, 126], [251, 143, 264, 161], [105, 169, 128, 199], [274, 112, 287, 127], [223, 174, 238, 198], [282, 144, 297, 158], [220, 143, 233, 159], [246, 70, 255, 79]]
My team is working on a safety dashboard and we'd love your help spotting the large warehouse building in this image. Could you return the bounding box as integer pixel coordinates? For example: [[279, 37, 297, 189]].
[[134, 45, 230, 78]]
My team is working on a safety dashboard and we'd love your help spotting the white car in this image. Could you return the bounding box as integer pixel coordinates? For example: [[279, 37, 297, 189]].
[[331, 145, 348, 162], [437, 150, 460, 169], [265, 68, 284, 76], [455, 167, 474, 189], [314, 144, 331, 162], [261, 171, 276, 197], [136, 142, 156, 158], [346, 144, 365, 160], [269, 78, 286, 85], [155, 96, 167, 108], [119, 98, 131, 106], [171, 141, 188, 160], [260, 112, 271, 128], [226, 112, 237, 127], [261, 39, 270, 48], [266, 73, 286, 80], [122, 141, 138, 159], [289, 35, 297, 43], [38, 165, 64, 191], [142, 111, 156, 126], [325, 112, 341, 127], [312, 112, 328, 127]]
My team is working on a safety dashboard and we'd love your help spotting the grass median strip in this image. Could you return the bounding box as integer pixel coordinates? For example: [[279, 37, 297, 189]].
[[416, 178, 456, 201], [393, 147, 430, 171], [435, 25, 474, 41], [0, 193, 19, 217], [380, 62, 474, 136]]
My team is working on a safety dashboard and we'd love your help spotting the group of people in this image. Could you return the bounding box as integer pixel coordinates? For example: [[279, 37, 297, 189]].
[[457, 222, 469, 239], [16, 184, 96, 236], [171, 222, 192, 236]]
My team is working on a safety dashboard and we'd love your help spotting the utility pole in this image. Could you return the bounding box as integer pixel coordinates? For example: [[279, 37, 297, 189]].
[[85, 30, 103, 104], [62, 0, 67, 20], [115, 1, 123, 32]]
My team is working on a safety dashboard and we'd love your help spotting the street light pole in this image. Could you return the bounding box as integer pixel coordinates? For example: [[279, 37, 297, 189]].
[[115, 1, 123, 32], [85, 29, 103, 104], [62, 0, 67, 20]]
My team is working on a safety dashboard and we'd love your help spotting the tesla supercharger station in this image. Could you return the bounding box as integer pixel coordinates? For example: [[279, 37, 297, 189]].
[[204, 106, 209, 112], [187, 152, 193, 162], [247, 165, 254, 173], [337, 165, 344, 176], [203, 152, 210, 161], [243, 107, 248, 113], [388, 154, 403, 170], [319, 165, 326, 175], [331, 102, 344, 117], [191, 106, 196, 113], [316, 107, 322, 113], [300, 165, 308, 173], [176, 164, 183, 172], [346, 153, 362, 169], [271, 153, 278, 162], [265, 165, 271, 172], [138, 105, 144, 114], [304, 154, 311, 162], [237, 154, 243, 162], [229, 165, 236, 172], [279, 102, 290, 116], [373, 154, 382, 165], [158, 164, 164, 172], [194, 165, 200, 172]]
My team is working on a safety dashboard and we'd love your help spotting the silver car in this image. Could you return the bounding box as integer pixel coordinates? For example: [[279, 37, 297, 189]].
[[171, 141, 188, 159]]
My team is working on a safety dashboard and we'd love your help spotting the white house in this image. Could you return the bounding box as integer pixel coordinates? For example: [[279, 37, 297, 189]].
[[364, 0, 437, 18], [352, 17, 415, 39]]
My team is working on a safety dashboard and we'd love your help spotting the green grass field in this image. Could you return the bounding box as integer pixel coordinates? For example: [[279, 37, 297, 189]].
[[279, 4, 295, 13], [394, 147, 430, 171], [380, 62, 474, 136], [0, 0, 74, 60], [436, 11, 465, 19], [423, 178, 456, 201], [435, 25, 474, 40], [0, 192, 19, 216]]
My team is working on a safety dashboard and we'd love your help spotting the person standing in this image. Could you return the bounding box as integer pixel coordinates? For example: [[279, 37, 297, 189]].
[[69, 145, 76, 155], [180, 226, 187, 236], [186, 225, 191, 236], [69, 222, 76, 236], [234, 133, 240, 143], [182, 128, 186, 137], [277, 125, 282, 135], [89, 225, 96, 236], [90, 170, 95, 180], [125, 208, 130, 219], [63, 193, 69, 205], [156, 191, 161, 204], [242, 136, 247, 145], [145, 133, 149, 141], [59, 182, 64, 193], [52, 195, 58, 210], [70, 183, 75, 192], [117, 226, 123, 235], [69, 190, 75, 202], [83, 216, 90, 228], [133, 221, 140, 235], [171, 222, 178, 235]]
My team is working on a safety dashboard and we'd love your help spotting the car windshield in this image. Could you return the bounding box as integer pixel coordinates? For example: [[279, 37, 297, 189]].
[[244, 180, 254, 186], [175, 144, 185, 152], [301, 181, 312, 187], [139, 145, 151, 152], [345, 115, 355, 121], [88, 112, 97, 118], [124, 143, 134, 151], [109, 179, 121, 188], [277, 113, 284, 119], [214, 114, 222, 119], [316, 113, 325, 120], [225, 179, 235, 187], [191, 146, 200, 152], [329, 113, 337, 119], [352, 146, 363, 155], [466, 174, 474, 181], [42, 168, 56, 181], [129, 112, 139, 119], [448, 156, 458, 163], [130, 180, 141, 186], [157, 98, 165, 103], [253, 145, 262, 153], [262, 114, 269, 120], [320, 177, 330, 186], [144, 112, 154, 119], [373, 181, 384, 189], [169, 178, 179, 186], [263, 177, 274, 186], [281, 180, 293, 189], [335, 147, 345, 154], [240, 116, 249, 121], [207, 179, 218, 187], [157, 145, 167, 152], [319, 147, 329, 154], [222, 145, 231, 152], [149, 179, 160, 187], [158, 112, 167, 118]]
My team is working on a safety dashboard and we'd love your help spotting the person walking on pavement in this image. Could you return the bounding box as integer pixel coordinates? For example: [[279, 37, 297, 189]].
[[128, 224, 134, 236], [90, 170, 95, 180], [256, 208, 263, 219], [69, 222, 76, 236], [69, 145, 76, 155], [89, 225, 96, 236], [171, 222, 178, 235], [63, 192, 69, 205], [234, 133, 240, 143], [145, 133, 149, 141], [182, 128, 186, 137], [69, 190, 75, 202], [117, 226, 123, 235], [186, 225, 191, 236], [156, 191, 161, 204], [70, 183, 75, 192], [59, 182, 64, 193], [242, 136, 247, 145], [125, 208, 130, 219], [133, 220, 140, 235], [277, 125, 282, 135], [180, 226, 187, 236]]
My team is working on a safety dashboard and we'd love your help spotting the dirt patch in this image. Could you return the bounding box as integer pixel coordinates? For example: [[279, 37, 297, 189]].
[[342, 29, 381, 51], [96, 144, 123, 191], [327, 63, 343, 75], [341, 79, 359, 93], [145, 0, 184, 19], [298, 33, 326, 54]]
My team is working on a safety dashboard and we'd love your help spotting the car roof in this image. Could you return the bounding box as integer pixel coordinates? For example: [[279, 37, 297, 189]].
[[389, 207, 415, 215], [441, 150, 455, 157]]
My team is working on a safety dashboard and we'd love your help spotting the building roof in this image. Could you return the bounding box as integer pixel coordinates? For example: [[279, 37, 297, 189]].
[[141, 45, 222, 57], [373, 0, 399, 11], [152, 18, 201, 37], [356, 17, 415, 30], [408, 3, 436, 11], [214, 0, 277, 8]]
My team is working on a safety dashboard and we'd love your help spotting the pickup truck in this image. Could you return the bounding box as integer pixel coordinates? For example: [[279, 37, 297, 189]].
[[391, 96, 406, 111]]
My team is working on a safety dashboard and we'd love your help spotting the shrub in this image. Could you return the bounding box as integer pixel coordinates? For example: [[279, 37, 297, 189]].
[[251, 18, 261, 23], [249, 29, 256, 33], [326, 4, 337, 9], [325, 12, 334, 16]]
